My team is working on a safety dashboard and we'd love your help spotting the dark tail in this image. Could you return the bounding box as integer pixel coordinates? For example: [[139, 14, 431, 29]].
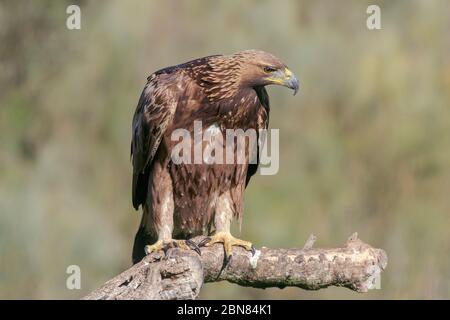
[[132, 226, 156, 264]]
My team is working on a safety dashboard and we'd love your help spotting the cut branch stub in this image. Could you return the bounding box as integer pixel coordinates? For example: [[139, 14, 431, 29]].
[[303, 234, 317, 249]]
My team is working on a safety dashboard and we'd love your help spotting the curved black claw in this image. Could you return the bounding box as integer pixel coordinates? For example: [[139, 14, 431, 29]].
[[198, 236, 211, 247], [186, 239, 201, 255], [224, 254, 232, 268], [162, 244, 171, 255], [251, 245, 256, 256]]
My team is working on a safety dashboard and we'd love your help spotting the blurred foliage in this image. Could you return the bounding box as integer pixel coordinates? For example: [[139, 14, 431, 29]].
[[0, 0, 449, 299]]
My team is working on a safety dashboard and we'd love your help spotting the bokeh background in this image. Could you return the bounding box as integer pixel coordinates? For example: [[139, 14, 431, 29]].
[[1, 0, 449, 299]]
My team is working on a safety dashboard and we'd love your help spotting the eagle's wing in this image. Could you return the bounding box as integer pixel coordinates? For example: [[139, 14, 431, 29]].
[[245, 86, 270, 187], [131, 73, 178, 209]]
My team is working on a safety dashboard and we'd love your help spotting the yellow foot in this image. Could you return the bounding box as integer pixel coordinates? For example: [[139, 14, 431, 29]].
[[198, 231, 255, 264], [144, 239, 201, 256]]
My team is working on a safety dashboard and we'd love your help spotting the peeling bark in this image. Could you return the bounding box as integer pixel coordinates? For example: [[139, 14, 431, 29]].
[[83, 233, 387, 300]]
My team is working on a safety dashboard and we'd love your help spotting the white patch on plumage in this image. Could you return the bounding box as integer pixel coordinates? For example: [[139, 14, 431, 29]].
[[204, 123, 222, 164], [214, 191, 234, 232], [205, 123, 221, 142]]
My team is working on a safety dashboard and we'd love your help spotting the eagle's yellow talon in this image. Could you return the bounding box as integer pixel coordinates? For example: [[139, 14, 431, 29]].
[[201, 231, 254, 259], [144, 240, 164, 255], [144, 239, 201, 256]]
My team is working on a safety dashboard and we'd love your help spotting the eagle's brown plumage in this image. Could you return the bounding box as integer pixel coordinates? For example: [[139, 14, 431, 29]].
[[131, 50, 298, 263]]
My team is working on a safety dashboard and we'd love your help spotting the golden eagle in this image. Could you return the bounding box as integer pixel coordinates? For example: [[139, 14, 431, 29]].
[[131, 50, 298, 263]]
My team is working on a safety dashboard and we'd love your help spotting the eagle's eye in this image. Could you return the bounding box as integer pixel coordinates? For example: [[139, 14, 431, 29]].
[[263, 66, 277, 73]]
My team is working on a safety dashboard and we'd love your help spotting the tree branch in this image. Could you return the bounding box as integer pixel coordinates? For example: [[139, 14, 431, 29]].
[[83, 233, 387, 300]]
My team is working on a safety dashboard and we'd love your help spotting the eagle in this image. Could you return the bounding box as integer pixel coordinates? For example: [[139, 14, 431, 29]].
[[131, 50, 299, 264]]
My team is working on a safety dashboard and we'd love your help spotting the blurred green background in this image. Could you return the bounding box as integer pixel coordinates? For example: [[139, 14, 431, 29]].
[[1, 0, 449, 299]]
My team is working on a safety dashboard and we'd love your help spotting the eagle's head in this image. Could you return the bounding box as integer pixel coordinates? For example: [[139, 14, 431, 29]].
[[233, 49, 299, 95], [199, 49, 299, 101]]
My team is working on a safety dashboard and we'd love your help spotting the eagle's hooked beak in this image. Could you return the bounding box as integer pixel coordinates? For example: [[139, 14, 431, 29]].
[[266, 68, 299, 95]]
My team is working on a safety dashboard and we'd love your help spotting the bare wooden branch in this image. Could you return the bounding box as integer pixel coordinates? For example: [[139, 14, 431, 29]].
[[83, 234, 387, 300]]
